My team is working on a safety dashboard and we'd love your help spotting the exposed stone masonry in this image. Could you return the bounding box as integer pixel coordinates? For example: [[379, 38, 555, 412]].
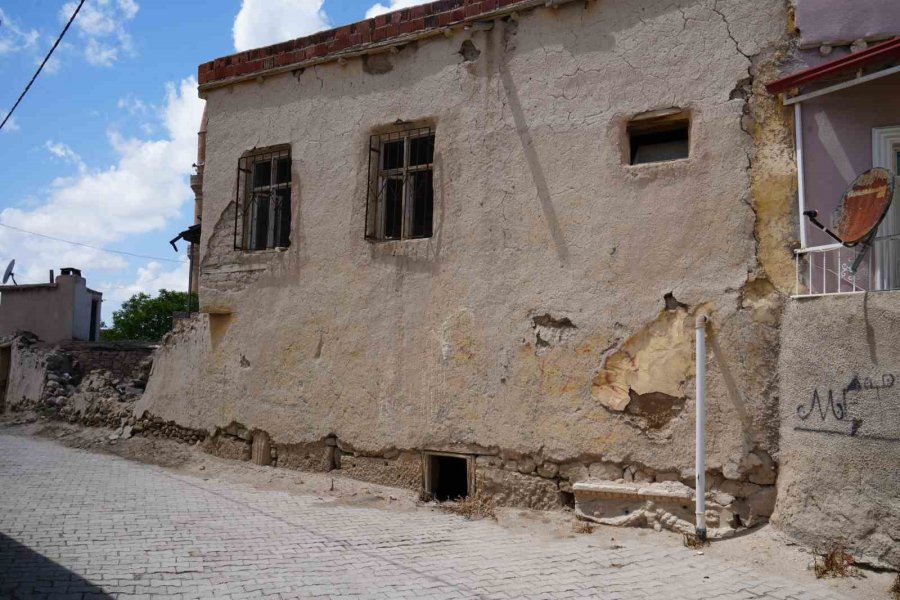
[[198, 421, 777, 531]]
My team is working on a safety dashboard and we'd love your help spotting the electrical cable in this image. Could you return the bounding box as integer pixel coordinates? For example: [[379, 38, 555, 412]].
[[0, 222, 185, 263], [0, 0, 86, 132]]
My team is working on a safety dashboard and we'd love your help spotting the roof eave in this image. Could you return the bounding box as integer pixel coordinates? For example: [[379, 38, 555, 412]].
[[766, 37, 900, 96]]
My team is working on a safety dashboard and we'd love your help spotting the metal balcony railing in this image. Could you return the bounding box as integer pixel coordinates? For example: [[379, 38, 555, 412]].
[[794, 233, 900, 297]]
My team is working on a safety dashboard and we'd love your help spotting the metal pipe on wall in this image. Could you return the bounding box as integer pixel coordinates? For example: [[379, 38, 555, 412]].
[[795, 102, 808, 248], [695, 314, 709, 540]]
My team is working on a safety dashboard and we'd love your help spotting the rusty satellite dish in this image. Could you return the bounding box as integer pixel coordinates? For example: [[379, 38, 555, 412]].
[[804, 167, 896, 273]]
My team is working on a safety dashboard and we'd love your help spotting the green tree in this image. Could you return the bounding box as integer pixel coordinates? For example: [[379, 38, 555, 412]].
[[101, 290, 197, 342]]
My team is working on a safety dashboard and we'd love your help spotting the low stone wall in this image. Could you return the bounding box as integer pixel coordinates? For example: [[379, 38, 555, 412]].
[[774, 294, 900, 569], [57, 341, 155, 381]]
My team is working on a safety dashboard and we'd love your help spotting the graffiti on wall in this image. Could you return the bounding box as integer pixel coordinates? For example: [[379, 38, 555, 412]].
[[795, 373, 900, 442]]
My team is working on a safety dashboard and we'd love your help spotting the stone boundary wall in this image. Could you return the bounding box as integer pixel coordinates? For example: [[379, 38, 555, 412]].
[[56, 342, 155, 381]]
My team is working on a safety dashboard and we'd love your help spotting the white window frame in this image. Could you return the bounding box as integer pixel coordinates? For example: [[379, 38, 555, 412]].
[[872, 125, 900, 290]]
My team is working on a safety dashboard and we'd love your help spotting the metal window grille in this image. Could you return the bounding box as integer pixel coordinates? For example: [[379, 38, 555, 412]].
[[365, 127, 435, 241], [234, 148, 292, 251]]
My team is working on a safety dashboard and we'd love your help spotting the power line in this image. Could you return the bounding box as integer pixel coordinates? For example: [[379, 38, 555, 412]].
[[0, 222, 185, 264], [0, 0, 86, 133]]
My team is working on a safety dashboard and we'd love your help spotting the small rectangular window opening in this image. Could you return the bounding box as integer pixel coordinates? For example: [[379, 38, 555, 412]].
[[366, 127, 435, 241], [425, 453, 469, 501], [235, 148, 292, 251], [628, 111, 690, 165]]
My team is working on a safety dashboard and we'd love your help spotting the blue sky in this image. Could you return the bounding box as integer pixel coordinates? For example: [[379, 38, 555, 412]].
[[0, 0, 421, 323]]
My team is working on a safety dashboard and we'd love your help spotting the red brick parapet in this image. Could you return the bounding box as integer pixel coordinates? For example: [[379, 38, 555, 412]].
[[198, 0, 560, 90]]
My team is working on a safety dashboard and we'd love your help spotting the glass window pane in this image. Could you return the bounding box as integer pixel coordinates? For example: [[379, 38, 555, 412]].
[[410, 170, 434, 238], [384, 178, 403, 239], [409, 134, 435, 167], [274, 188, 291, 247], [275, 157, 291, 184], [382, 140, 404, 170], [253, 160, 271, 188], [253, 193, 270, 250]]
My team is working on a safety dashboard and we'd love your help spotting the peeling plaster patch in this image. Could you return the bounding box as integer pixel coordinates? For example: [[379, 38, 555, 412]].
[[625, 390, 686, 429], [663, 292, 687, 311], [209, 313, 234, 351], [591, 307, 694, 412], [531, 314, 577, 356], [729, 77, 753, 102], [741, 278, 781, 326], [459, 39, 481, 62], [363, 53, 394, 75], [747, 53, 800, 293]]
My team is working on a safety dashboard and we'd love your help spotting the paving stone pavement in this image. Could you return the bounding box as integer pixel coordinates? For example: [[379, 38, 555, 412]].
[[0, 434, 852, 600]]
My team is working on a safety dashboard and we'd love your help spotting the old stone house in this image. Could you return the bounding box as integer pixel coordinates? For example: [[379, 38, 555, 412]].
[[135, 0, 899, 568]]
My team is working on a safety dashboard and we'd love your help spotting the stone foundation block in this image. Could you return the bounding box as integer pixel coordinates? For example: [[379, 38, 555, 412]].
[[277, 441, 334, 472], [203, 436, 251, 461], [476, 466, 562, 511], [340, 452, 421, 490]]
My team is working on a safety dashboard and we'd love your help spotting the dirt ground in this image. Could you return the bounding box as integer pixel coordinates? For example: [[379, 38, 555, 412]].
[[1, 412, 897, 600]]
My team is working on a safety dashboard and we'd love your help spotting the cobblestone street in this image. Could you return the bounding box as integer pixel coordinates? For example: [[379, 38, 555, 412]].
[[0, 434, 856, 600]]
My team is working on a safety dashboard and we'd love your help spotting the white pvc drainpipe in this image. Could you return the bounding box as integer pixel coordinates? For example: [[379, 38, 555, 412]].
[[695, 314, 709, 540]]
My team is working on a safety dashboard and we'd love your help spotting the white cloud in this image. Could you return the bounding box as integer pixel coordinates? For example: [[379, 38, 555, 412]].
[[61, 0, 139, 67], [2, 115, 21, 133], [0, 76, 204, 289], [85, 37, 119, 66], [0, 8, 40, 55], [365, 0, 425, 19], [117, 94, 150, 116], [45, 141, 86, 173], [98, 260, 189, 305], [42, 54, 62, 74], [233, 0, 330, 52]]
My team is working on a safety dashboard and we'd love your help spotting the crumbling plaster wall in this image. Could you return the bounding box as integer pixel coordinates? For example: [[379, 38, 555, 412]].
[[774, 294, 900, 569], [140, 0, 793, 486], [1, 339, 46, 410]]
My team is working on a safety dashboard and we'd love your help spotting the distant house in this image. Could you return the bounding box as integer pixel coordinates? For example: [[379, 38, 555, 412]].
[[0, 268, 102, 343]]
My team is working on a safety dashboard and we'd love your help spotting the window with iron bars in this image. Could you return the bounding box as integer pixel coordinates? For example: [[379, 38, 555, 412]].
[[234, 148, 292, 251], [366, 127, 435, 241]]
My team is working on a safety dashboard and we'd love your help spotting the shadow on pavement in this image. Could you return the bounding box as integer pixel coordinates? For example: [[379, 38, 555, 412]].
[[0, 532, 113, 599]]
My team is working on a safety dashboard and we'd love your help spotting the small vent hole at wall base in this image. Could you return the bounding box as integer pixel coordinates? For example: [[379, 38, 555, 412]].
[[425, 453, 470, 501]]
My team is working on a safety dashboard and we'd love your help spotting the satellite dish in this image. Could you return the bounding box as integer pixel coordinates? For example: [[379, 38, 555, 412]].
[[804, 167, 896, 273], [2, 259, 16, 285]]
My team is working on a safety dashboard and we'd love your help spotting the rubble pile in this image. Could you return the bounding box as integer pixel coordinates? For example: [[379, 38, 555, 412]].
[[29, 350, 205, 444]]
